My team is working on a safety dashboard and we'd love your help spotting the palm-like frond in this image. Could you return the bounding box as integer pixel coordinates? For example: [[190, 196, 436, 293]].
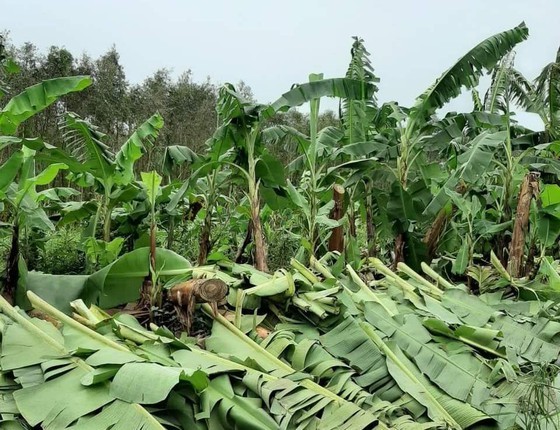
[[535, 47, 560, 137], [60, 112, 114, 182], [265, 77, 377, 119], [114, 113, 164, 185], [509, 68, 543, 116], [340, 37, 379, 144], [484, 52, 516, 114], [0, 76, 92, 135], [408, 22, 529, 131], [483, 54, 547, 127], [471, 89, 484, 111]]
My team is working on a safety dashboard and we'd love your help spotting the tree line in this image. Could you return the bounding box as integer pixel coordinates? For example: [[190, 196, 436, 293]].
[[0, 34, 339, 179]]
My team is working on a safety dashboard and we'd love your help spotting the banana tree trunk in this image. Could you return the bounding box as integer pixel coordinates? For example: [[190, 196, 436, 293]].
[[348, 210, 357, 237], [328, 184, 346, 253], [235, 219, 253, 263], [251, 194, 268, 272], [4, 223, 19, 304], [187, 201, 203, 221], [102, 194, 112, 242], [423, 183, 467, 260], [365, 189, 375, 257], [197, 213, 212, 265], [507, 172, 540, 278], [246, 129, 268, 272], [392, 233, 405, 270], [169, 278, 228, 333], [149, 223, 156, 273], [138, 222, 158, 312], [423, 208, 451, 260]]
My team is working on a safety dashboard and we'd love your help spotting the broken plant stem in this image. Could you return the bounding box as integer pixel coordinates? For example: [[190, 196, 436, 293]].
[[202, 303, 368, 404], [291, 258, 320, 284], [234, 289, 245, 329], [360, 321, 461, 430], [71, 313, 98, 329], [169, 278, 228, 332], [491, 250, 512, 282], [310, 255, 335, 279], [346, 264, 396, 317], [371, 257, 433, 296], [292, 296, 329, 319], [420, 262, 456, 290], [71, 299, 101, 324], [27, 291, 129, 352], [235, 271, 295, 327], [397, 262, 443, 298], [0, 294, 67, 354]]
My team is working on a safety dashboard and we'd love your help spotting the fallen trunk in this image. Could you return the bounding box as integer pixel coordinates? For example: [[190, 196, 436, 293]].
[[507, 172, 540, 278], [328, 184, 346, 253], [169, 278, 228, 333]]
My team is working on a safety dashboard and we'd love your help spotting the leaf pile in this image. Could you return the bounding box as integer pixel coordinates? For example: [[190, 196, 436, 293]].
[[2, 256, 560, 429]]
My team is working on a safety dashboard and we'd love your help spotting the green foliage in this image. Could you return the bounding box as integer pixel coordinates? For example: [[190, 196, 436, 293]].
[[408, 22, 529, 128], [84, 237, 125, 269], [0, 75, 92, 134], [3, 24, 560, 430], [31, 226, 86, 275]]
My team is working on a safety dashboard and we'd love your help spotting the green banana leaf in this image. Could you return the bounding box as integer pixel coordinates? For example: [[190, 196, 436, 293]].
[[0, 76, 92, 134], [84, 247, 192, 308]]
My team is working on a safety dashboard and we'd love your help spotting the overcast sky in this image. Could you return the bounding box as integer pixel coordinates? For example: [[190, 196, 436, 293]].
[[2, 0, 559, 127]]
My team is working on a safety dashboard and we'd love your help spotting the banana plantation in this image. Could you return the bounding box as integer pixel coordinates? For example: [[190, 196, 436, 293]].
[[2, 21, 560, 429]]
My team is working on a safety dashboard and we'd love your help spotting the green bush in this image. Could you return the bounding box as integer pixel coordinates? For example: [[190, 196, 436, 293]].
[[31, 226, 86, 275], [267, 231, 300, 272]]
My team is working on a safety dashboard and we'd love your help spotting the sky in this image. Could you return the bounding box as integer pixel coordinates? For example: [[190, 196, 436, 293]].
[[2, 0, 559, 128]]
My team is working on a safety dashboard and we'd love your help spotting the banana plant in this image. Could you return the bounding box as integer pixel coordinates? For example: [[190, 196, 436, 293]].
[[367, 23, 530, 267], [532, 47, 560, 141], [260, 77, 383, 262], [201, 83, 285, 272], [29, 112, 163, 274], [339, 37, 397, 259], [422, 49, 556, 272], [400, 23, 529, 185], [506, 45, 560, 142], [0, 74, 92, 299], [161, 144, 199, 249], [3, 155, 68, 282], [165, 141, 236, 265], [137, 170, 163, 310], [172, 77, 376, 271], [62, 113, 163, 242]]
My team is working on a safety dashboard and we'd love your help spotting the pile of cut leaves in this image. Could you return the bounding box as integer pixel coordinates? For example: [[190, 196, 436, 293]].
[[1, 254, 560, 429]]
